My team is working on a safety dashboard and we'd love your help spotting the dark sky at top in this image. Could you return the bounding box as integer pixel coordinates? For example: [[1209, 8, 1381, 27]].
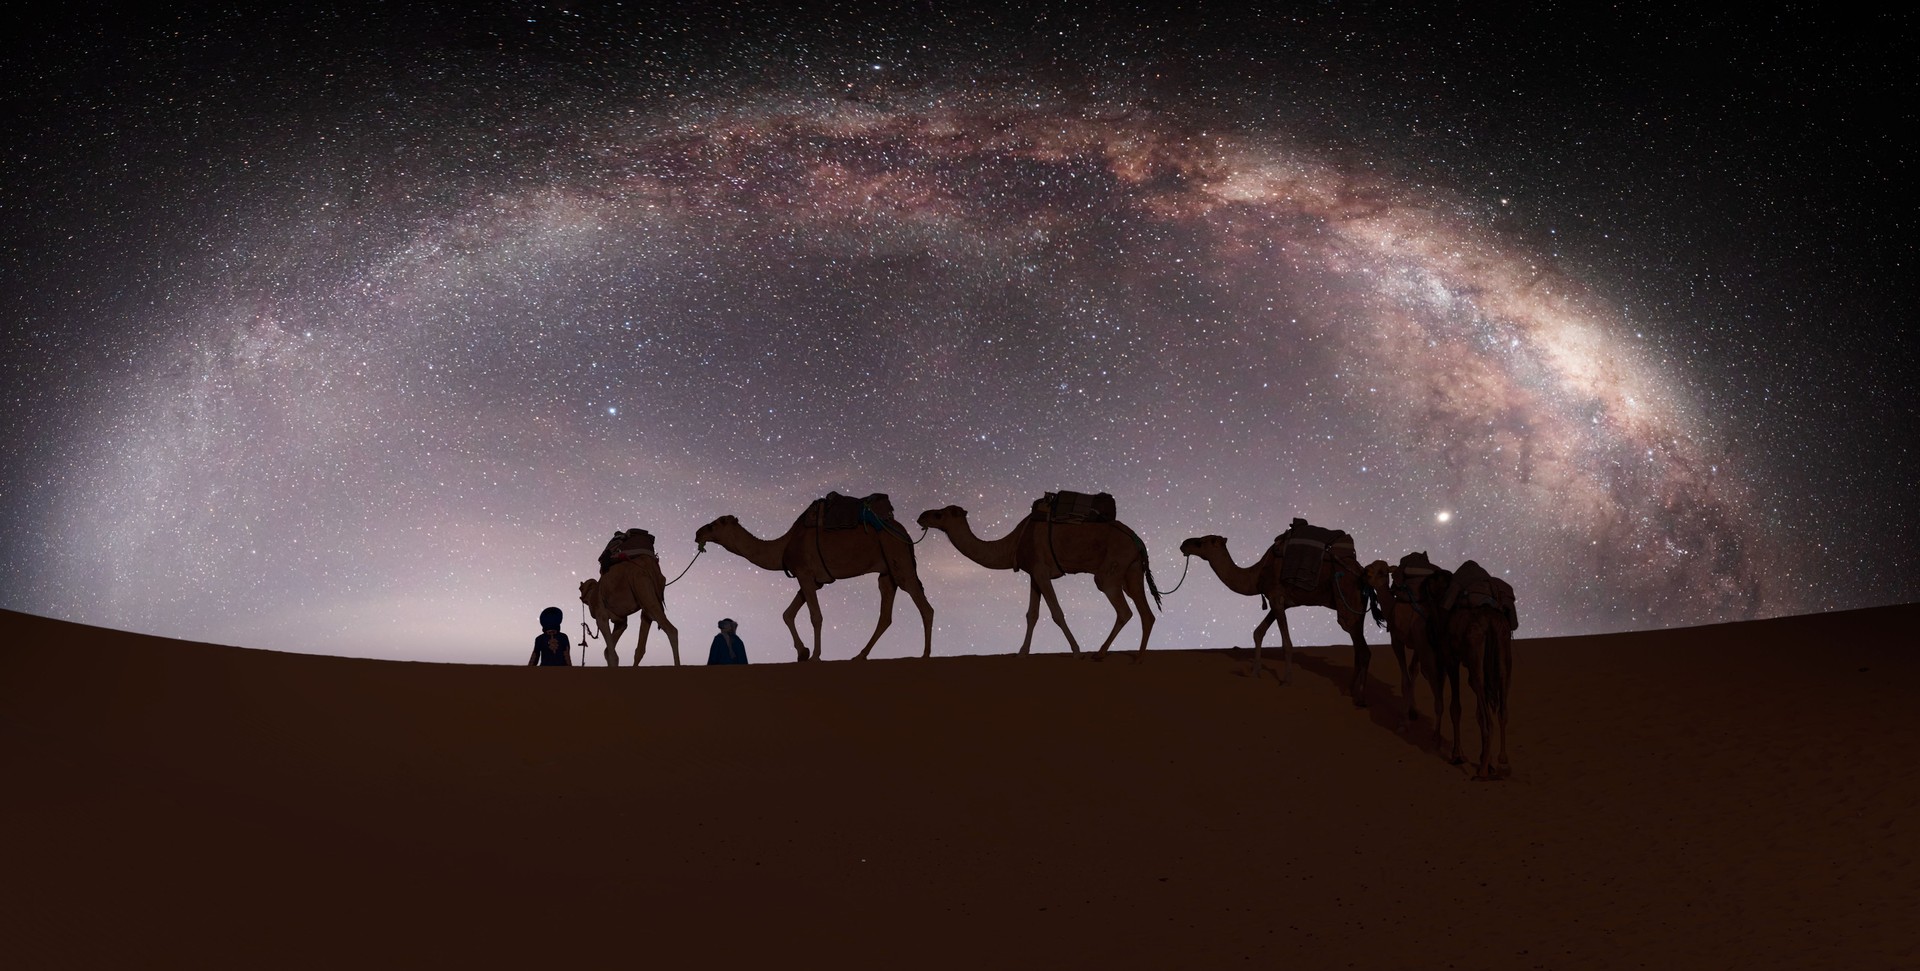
[[2, 2, 1913, 661]]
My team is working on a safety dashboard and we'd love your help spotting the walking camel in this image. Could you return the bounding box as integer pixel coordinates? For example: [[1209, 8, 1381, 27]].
[[693, 511, 934, 661], [1177, 533, 1377, 703], [1360, 556, 1449, 735], [578, 556, 682, 666], [1440, 562, 1515, 780], [915, 504, 1158, 660]]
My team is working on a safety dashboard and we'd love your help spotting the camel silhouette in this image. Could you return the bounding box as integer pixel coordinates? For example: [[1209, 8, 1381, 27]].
[[577, 555, 682, 666], [1177, 532, 1376, 703], [694, 509, 934, 661], [1361, 555, 1448, 734], [915, 504, 1158, 661], [1441, 561, 1515, 780]]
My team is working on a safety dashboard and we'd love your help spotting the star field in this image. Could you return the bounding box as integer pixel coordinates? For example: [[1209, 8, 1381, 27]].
[[2, 4, 1913, 661]]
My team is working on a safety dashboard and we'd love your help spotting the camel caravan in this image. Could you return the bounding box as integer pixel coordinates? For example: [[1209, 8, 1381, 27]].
[[571, 489, 1518, 780]]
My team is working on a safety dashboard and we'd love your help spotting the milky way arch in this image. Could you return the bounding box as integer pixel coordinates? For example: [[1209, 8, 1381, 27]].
[[43, 85, 1780, 659]]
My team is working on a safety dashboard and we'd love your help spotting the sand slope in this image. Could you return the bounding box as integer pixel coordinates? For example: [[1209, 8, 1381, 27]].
[[2, 606, 1916, 968]]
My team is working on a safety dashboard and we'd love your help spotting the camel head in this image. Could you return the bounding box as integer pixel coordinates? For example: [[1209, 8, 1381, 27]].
[[1178, 535, 1228, 559], [578, 578, 598, 604], [1362, 559, 1392, 594], [694, 515, 738, 550], [915, 505, 969, 531]]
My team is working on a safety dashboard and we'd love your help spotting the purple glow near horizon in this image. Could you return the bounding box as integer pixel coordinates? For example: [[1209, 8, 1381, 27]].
[[4, 7, 1910, 661]]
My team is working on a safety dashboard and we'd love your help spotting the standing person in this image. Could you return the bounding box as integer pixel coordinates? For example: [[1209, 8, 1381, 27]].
[[707, 618, 748, 665], [529, 606, 572, 666]]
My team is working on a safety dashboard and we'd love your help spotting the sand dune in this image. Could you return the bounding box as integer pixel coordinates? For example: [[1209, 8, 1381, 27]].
[[3, 606, 1916, 968]]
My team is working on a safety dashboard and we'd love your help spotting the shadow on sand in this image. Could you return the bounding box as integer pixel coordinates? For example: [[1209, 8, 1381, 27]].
[[1225, 645, 1468, 772]]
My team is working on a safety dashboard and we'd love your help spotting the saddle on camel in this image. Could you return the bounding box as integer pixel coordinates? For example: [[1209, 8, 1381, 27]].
[[1272, 517, 1360, 588], [795, 491, 909, 535], [1443, 559, 1519, 631], [597, 528, 657, 576], [1024, 490, 1154, 582], [793, 492, 913, 582], [1029, 489, 1118, 525]]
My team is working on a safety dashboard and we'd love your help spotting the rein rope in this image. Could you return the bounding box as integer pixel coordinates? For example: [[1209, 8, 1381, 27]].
[[1157, 553, 1194, 595], [664, 546, 703, 586]]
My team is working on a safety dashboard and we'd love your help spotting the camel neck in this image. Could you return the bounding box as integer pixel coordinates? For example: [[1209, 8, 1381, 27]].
[[719, 521, 795, 571], [940, 517, 1022, 570], [1200, 545, 1264, 596]]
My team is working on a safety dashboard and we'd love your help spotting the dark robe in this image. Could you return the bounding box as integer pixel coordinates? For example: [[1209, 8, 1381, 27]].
[[707, 631, 748, 665], [529, 630, 571, 666]]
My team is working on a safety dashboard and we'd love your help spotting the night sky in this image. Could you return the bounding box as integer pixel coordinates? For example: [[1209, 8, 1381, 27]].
[[3, 3, 1913, 662]]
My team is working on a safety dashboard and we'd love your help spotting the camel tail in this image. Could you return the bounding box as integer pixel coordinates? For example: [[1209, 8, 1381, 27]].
[[1145, 565, 1163, 610], [1364, 583, 1385, 628]]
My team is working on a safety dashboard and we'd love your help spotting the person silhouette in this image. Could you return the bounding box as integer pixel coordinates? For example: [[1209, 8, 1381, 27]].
[[528, 606, 572, 666], [707, 618, 748, 665]]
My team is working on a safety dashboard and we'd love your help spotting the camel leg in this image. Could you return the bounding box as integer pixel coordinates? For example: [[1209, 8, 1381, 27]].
[[852, 574, 897, 661], [1015, 583, 1042, 654], [1391, 625, 1416, 724], [600, 617, 625, 668], [631, 614, 654, 666], [638, 587, 681, 666], [902, 579, 935, 658], [1421, 640, 1447, 749], [654, 611, 682, 667], [781, 591, 812, 662], [1089, 575, 1132, 662], [1249, 610, 1276, 680], [1036, 577, 1084, 655], [1489, 625, 1505, 779], [1124, 569, 1154, 663], [1465, 621, 1494, 780], [800, 583, 826, 662], [1345, 612, 1371, 709], [1497, 630, 1513, 777], [1446, 656, 1465, 765], [1262, 608, 1295, 685]]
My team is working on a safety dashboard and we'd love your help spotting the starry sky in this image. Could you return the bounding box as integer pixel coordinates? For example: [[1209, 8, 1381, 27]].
[[3, 3, 1914, 662]]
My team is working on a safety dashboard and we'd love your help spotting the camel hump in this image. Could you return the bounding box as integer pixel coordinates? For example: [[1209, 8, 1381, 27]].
[[1035, 490, 1116, 524]]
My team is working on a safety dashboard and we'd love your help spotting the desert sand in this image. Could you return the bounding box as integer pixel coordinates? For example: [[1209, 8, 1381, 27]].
[[2, 605, 1915, 969]]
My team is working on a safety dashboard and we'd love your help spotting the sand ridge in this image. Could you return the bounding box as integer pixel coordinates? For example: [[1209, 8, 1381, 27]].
[[2, 606, 1915, 968]]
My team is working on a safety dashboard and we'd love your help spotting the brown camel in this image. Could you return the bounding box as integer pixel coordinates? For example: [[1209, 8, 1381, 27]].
[[914, 505, 1157, 660], [1440, 562, 1515, 780], [1360, 557, 1448, 735], [577, 556, 682, 666], [692, 513, 934, 661], [1177, 534, 1376, 703]]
